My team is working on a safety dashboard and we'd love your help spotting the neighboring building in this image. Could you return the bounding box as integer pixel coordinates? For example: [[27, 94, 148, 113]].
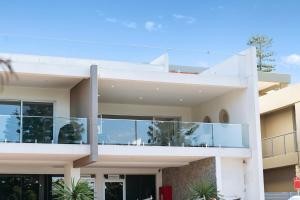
[[0, 47, 264, 200], [258, 72, 300, 194]]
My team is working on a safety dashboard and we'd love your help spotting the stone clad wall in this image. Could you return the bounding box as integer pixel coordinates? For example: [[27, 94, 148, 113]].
[[162, 158, 216, 200]]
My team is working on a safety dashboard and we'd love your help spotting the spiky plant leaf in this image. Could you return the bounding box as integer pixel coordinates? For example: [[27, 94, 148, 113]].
[[187, 181, 219, 200], [52, 178, 94, 200]]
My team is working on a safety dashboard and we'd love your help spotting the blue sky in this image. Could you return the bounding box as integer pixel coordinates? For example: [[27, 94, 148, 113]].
[[1, 0, 300, 82]]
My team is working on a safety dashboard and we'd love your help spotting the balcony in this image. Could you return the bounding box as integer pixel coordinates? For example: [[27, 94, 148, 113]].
[[262, 132, 297, 158], [0, 115, 87, 144], [98, 118, 249, 148]]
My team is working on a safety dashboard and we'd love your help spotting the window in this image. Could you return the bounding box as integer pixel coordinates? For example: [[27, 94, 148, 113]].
[[203, 116, 212, 123], [219, 109, 229, 123]]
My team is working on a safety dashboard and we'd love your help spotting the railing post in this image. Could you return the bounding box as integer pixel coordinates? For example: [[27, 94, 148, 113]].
[[53, 117, 56, 144], [211, 124, 214, 147], [294, 131, 298, 153], [20, 101, 23, 143], [271, 139, 274, 157], [134, 120, 138, 146], [284, 134, 286, 154]]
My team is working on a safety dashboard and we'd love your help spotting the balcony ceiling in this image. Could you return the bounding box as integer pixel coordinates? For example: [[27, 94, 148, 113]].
[[99, 79, 238, 106]]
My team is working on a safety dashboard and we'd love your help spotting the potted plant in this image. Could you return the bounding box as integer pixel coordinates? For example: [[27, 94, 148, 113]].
[[52, 178, 94, 200], [187, 181, 221, 200]]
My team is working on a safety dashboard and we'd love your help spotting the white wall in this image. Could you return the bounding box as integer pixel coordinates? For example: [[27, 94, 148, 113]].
[[192, 89, 247, 124], [0, 86, 70, 117], [99, 103, 192, 121], [216, 157, 245, 199], [195, 48, 264, 199], [201, 53, 242, 77]]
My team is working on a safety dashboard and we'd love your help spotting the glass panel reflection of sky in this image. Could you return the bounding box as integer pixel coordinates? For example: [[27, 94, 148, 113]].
[[0, 115, 20, 142], [101, 119, 135, 144], [0, 101, 20, 115]]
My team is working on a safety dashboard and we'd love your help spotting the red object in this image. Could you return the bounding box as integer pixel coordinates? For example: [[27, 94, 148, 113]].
[[159, 186, 172, 200], [294, 177, 300, 190]]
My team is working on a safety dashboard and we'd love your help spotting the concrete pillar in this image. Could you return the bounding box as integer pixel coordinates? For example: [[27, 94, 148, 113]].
[[294, 103, 300, 152], [64, 163, 81, 188], [215, 156, 223, 194], [296, 165, 300, 177], [242, 47, 265, 199], [73, 65, 99, 167], [95, 172, 104, 200], [156, 169, 162, 199]]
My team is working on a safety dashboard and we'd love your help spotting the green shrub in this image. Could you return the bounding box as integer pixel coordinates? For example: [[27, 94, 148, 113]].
[[187, 181, 219, 200], [52, 178, 94, 200]]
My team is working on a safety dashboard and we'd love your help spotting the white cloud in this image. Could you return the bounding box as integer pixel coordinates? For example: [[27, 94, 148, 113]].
[[105, 17, 118, 23], [105, 17, 137, 29], [144, 21, 162, 32], [173, 14, 196, 24], [282, 54, 300, 66], [123, 21, 137, 29]]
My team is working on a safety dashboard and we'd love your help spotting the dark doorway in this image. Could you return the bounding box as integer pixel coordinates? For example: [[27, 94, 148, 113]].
[[105, 181, 124, 200], [0, 174, 62, 200], [126, 175, 156, 200]]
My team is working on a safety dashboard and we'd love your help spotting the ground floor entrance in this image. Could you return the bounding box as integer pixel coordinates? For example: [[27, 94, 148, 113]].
[[104, 174, 156, 200], [0, 174, 155, 200], [0, 174, 60, 200]]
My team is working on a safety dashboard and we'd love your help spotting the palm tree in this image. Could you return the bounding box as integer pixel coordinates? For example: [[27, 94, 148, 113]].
[[52, 178, 94, 200], [0, 58, 15, 88]]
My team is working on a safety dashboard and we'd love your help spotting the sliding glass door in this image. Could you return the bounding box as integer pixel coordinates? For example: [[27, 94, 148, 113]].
[[22, 102, 53, 143], [0, 100, 53, 143]]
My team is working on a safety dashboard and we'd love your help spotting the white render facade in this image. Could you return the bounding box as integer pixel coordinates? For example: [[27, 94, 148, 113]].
[[0, 47, 264, 200]]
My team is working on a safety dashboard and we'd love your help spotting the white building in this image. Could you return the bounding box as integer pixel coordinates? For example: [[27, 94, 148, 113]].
[[0, 47, 264, 200]]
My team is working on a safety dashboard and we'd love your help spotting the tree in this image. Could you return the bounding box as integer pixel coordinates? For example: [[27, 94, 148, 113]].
[[247, 35, 275, 72], [0, 58, 15, 87], [58, 121, 85, 144]]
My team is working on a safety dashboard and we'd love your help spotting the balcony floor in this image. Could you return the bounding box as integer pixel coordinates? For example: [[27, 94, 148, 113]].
[[93, 145, 251, 168], [0, 143, 251, 169]]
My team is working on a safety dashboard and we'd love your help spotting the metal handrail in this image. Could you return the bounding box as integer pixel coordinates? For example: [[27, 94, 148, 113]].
[[0, 115, 88, 144], [0, 114, 87, 120], [98, 118, 249, 148], [262, 131, 297, 158], [263, 131, 296, 140], [98, 117, 247, 126]]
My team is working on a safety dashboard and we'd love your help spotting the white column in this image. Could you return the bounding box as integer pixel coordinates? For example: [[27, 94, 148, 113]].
[[242, 47, 265, 199], [215, 156, 223, 194], [95, 172, 104, 200], [156, 169, 162, 199], [64, 163, 81, 188]]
